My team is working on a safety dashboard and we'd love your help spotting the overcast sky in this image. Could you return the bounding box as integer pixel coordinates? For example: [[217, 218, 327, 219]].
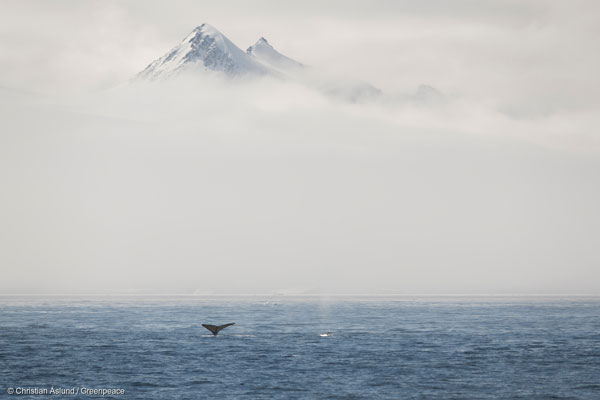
[[1, 0, 599, 105], [1, 1, 599, 295]]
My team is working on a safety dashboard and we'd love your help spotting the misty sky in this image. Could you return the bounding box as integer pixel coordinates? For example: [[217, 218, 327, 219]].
[[1, 1, 599, 105], [0, 1, 599, 295]]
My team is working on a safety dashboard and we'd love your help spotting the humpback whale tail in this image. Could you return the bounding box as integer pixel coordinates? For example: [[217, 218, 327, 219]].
[[202, 323, 235, 336]]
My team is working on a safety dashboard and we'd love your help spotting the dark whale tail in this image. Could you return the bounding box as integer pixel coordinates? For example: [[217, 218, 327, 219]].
[[202, 323, 235, 336]]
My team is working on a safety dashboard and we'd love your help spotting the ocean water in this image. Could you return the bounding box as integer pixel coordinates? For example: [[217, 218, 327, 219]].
[[1, 296, 599, 399]]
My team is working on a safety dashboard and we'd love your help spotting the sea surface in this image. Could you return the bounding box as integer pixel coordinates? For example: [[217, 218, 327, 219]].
[[1, 296, 599, 399]]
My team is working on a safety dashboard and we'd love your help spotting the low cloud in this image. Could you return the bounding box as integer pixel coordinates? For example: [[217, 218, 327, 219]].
[[1, 76, 599, 295], [0, 1, 599, 294]]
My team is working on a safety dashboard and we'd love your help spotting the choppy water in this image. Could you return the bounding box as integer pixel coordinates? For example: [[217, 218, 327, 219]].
[[1, 296, 599, 399]]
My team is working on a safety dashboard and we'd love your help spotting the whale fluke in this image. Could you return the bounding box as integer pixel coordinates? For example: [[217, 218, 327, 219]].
[[202, 323, 235, 336]]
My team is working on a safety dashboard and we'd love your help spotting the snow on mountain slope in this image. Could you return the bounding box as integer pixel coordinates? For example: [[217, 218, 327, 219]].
[[246, 36, 381, 102], [246, 37, 303, 72], [137, 24, 272, 80], [134, 23, 444, 105]]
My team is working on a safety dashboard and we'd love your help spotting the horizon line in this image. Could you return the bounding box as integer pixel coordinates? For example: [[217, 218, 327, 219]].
[[1, 293, 599, 298]]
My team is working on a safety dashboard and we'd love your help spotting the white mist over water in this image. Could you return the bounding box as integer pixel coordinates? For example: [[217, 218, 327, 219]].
[[1, 75, 599, 295], [1, 1, 599, 295]]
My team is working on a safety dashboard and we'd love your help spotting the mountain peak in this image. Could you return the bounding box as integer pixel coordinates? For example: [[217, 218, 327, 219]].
[[134, 23, 384, 103], [247, 37, 303, 71], [184, 23, 235, 57], [257, 37, 270, 45], [246, 37, 273, 54], [193, 23, 221, 37], [137, 24, 271, 80]]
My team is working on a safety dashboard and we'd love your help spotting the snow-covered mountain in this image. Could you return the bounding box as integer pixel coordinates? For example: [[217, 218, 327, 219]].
[[246, 37, 303, 72], [137, 24, 272, 80], [135, 23, 380, 100], [135, 23, 441, 104]]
